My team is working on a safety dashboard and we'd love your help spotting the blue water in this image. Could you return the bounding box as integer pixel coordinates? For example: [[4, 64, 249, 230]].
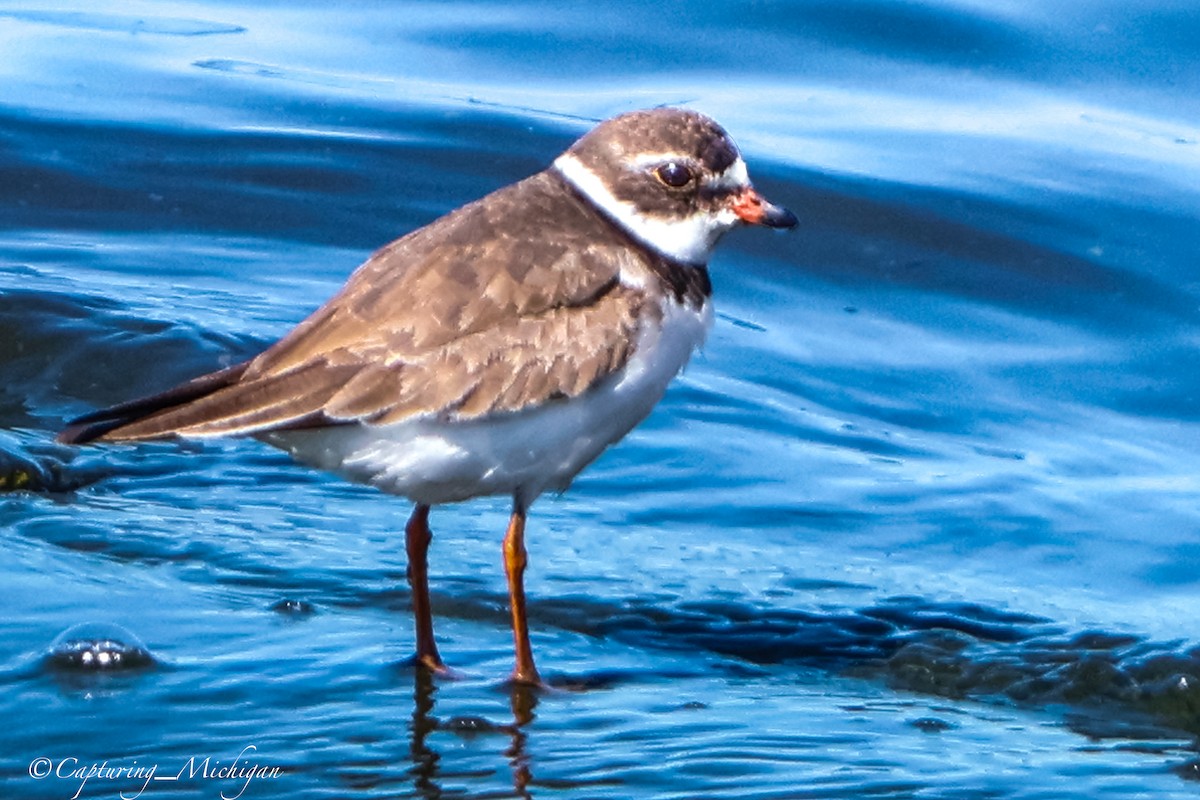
[[3, 1, 1200, 797]]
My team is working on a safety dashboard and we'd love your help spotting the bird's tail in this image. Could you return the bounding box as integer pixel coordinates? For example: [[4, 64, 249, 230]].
[[58, 362, 251, 444]]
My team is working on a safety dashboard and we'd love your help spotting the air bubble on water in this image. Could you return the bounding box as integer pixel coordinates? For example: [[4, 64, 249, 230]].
[[911, 716, 956, 733], [271, 598, 316, 617], [45, 622, 155, 672], [443, 715, 503, 736]]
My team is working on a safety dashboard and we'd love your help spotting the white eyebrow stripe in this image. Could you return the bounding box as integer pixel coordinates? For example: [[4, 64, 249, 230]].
[[628, 152, 700, 169], [629, 152, 751, 195], [705, 157, 750, 191]]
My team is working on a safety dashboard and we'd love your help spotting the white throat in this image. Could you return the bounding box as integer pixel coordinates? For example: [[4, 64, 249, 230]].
[[553, 153, 739, 265]]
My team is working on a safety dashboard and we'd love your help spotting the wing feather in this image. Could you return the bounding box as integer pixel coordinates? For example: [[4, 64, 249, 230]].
[[90, 360, 362, 440], [61, 170, 662, 444]]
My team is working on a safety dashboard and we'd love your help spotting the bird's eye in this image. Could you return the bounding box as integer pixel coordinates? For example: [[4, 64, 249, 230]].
[[654, 161, 694, 188]]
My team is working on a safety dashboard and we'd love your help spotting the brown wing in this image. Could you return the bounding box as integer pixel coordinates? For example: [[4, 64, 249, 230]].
[[247, 171, 625, 376], [59, 171, 656, 444]]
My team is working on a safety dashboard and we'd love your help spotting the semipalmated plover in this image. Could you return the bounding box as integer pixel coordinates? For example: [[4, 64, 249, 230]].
[[60, 108, 797, 685]]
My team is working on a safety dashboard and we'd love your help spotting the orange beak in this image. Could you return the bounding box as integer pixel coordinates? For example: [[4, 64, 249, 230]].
[[731, 187, 798, 229]]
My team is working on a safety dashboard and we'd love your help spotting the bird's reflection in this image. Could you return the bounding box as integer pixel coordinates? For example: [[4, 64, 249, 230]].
[[406, 666, 539, 799], [505, 682, 537, 794], [407, 668, 442, 798]]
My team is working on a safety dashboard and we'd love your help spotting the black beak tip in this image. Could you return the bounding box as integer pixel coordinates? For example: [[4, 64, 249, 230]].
[[765, 205, 799, 230]]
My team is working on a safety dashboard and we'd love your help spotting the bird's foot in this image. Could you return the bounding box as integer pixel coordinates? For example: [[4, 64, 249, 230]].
[[503, 668, 558, 693], [403, 652, 463, 679]]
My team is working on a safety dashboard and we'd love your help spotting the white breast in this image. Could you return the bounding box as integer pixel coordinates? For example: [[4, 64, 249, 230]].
[[262, 297, 712, 507]]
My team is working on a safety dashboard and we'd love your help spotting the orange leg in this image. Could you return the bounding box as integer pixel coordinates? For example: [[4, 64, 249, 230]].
[[405, 504, 446, 673], [503, 503, 541, 685]]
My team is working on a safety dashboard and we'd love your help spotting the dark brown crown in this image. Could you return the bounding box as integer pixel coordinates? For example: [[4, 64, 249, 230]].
[[562, 108, 744, 221]]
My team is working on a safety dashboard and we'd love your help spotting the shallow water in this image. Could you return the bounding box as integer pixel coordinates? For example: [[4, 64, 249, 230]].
[[3, 1, 1200, 798]]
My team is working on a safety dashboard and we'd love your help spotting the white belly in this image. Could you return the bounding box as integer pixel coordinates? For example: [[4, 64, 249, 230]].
[[261, 299, 712, 507]]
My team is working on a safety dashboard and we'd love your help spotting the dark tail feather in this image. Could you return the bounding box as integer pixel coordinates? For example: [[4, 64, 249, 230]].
[[58, 362, 251, 445]]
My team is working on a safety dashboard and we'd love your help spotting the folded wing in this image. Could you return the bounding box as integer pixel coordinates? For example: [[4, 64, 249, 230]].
[[59, 172, 652, 445]]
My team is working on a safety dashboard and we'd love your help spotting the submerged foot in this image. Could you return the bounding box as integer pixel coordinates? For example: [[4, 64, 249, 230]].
[[504, 667, 557, 693], [402, 652, 463, 679]]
